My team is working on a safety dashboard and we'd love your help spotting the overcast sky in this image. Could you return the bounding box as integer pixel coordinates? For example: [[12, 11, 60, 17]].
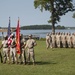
[[0, 0, 75, 27]]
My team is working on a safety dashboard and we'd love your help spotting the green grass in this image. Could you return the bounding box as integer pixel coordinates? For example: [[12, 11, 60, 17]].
[[0, 40, 75, 75]]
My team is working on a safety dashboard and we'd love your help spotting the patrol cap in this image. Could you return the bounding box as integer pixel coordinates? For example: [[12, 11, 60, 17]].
[[29, 34, 32, 37], [47, 33, 49, 36], [4, 35, 8, 39], [20, 34, 23, 36]]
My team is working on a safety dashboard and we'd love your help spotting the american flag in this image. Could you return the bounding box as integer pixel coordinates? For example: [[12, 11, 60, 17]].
[[8, 34, 12, 47], [7, 17, 12, 47]]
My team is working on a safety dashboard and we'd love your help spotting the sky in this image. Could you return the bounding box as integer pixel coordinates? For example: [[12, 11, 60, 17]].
[[0, 0, 75, 27]]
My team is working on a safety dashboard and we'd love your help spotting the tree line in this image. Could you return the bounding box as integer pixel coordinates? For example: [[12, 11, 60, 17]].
[[21, 25, 65, 30]]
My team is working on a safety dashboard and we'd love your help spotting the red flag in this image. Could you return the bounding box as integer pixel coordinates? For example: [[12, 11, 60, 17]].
[[16, 18, 20, 54]]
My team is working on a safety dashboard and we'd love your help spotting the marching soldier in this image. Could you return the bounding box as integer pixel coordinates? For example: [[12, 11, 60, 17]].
[[25, 34, 37, 65]]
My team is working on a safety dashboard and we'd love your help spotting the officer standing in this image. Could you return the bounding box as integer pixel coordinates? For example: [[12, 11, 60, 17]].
[[25, 34, 37, 65], [0, 35, 9, 64]]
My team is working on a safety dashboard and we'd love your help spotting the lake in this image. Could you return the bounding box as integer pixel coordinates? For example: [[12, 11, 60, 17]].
[[0, 29, 75, 38]]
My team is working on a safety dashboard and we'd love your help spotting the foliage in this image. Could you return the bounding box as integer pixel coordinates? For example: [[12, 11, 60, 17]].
[[56, 25, 65, 29], [21, 25, 51, 29], [21, 25, 65, 30], [34, 0, 75, 33]]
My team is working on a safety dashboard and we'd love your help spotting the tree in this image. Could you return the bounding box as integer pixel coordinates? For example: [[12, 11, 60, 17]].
[[34, 0, 75, 33]]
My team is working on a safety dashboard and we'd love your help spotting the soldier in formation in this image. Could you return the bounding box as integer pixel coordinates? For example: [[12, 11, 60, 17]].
[[46, 32, 75, 48]]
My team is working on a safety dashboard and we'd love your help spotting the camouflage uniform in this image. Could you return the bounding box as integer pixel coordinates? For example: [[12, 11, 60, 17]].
[[25, 35, 37, 65], [46, 33, 50, 49], [51, 33, 56, 48], [72, 33, 75, 48], [68, 33, 72, 48], [10, 35, 17, 64], [62, 33, 66, 48], [20, 36, 26, 64], [56, 32, 61, 48], [1, 36, 9, 63]]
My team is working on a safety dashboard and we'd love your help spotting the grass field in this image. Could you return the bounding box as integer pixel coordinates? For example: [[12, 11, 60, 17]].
[[0, 40, 75, 75]]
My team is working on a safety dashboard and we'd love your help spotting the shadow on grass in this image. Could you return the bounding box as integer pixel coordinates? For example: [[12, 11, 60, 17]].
[[35, 61, 57, 65]]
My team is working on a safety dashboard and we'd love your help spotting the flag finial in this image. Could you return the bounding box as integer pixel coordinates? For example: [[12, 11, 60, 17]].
[[9, 17, 10, 20], [18, 17, 19, 20]]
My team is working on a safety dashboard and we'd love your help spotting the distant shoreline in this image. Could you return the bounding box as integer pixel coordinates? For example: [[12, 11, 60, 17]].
[[0, 24, 75, 30]]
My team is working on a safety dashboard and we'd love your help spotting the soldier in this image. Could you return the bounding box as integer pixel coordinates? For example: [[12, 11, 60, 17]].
[[20, 34, 26, 65], [46, 33, 50, 49], [60, 32, 63, 48], [49, 33, 52, 48], [10, 34, 17, 64], [67, 33, 72, 48], [65, 33, 69, 48], [0, 35, 10, 64], [56, 32, 61, 48], [0, 51, 3, 63], [25, 34, 37, 65], [51, 32, 56, 48], [62, 32, 66, 48], [72, 33, 75, 48], [55, 33, 57, 48]]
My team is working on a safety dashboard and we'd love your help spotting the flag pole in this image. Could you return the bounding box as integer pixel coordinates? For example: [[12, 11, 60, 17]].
[[7, 17, 11, 37]]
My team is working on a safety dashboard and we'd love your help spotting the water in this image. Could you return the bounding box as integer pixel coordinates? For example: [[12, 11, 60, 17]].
[[21, 29, 75, 38], [0, 29, 75, 38]]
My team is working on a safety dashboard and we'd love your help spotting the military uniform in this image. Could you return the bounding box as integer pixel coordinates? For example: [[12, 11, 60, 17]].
[[62, 33, 66, 48], [25, 35, 37, 65], [10, 35, 17, 64], [56, 33, 61, 48], [72, 33, 75, 48], [51, 33, 56, 48], [65, 33, 69, 48], [67, 33, 72, 48], [1, 36, 9, 63], [46, 33, 50, 49], [20, 37, 26, 64]]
